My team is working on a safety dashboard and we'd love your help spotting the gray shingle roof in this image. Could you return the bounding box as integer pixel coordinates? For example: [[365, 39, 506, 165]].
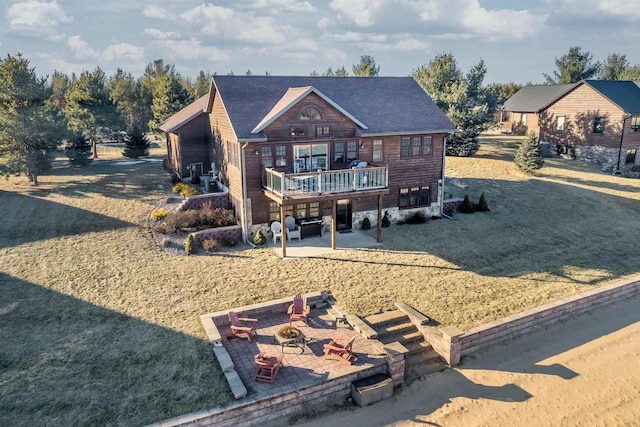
[[503, 83, 579, 113], [158, 94, 208, 132], [210, 76, 456, 140], [586, 80, 640, 115]]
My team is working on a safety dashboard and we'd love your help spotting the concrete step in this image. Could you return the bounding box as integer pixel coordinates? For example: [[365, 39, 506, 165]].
[[379, 329, 424, 346], [404, 349, 447, 382], [363, 310, 409, 329], [375, 321, 417, 340], [404, 339, 434, 356]]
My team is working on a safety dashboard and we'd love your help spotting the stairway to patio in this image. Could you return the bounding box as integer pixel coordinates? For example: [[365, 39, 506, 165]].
[[363, 310, 446, 382]]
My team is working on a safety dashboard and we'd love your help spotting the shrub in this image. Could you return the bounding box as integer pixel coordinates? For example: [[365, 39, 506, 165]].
[[361, 217, 371, 230], [151, 208, 167, 221], [405, 211, 428, 224], [476, 192, 490, 212], [381, 212, 391, 228], [172, 182, 201, 198], [122, 125, 150, 158], [446, 129, 480, 157], [151, 223, 168, 234], [515, 132, 544, 173], [460, 194, 475, 214], [201, 238, 218, 252], [185, 234, 198, 255], [253, 229, 267, 245]]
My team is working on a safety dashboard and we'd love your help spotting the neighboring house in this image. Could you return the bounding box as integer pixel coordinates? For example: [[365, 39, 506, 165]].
[[500, 80, 640, 171], [159, 76, 456, 250]]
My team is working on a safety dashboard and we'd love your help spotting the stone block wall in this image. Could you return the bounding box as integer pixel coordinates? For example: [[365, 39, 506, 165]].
[[458, 277, 639, 359], [181, 192, 231, 211], [574, 145, 620, 172], [351, 204, 441, 229], [192, 225, 242, 246]]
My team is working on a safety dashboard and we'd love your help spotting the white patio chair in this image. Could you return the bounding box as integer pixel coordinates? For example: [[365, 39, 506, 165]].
[[270, 221, 283, 244], [285, 216, 301, 242]]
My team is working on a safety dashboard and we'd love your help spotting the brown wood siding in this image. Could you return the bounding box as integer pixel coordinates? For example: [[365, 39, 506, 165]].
[[173, 114, 211, 176], [540, 84, 624, 149], [622, 116, 640, 150], [509, 112, 539, 136], [262, 93, 357, 141]]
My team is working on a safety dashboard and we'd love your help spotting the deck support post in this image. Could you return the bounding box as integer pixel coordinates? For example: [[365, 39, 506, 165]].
[[280, 204, 287, 257], [377, 194, 383, 243], [331, 199, 337, 250]]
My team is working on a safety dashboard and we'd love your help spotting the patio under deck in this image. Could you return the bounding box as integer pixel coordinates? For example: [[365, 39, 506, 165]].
[[269, 228, 382, 258]]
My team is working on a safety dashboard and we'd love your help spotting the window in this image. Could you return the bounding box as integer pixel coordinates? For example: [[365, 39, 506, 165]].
[[316, 125, 330, 137], [275, 145, 287, 167], [593, 117, 604, 134], [521, 113, 527, 125], [299, 106, 321, 120], [296, 203, 307, 219], [309, 202, 320, 218], [293, 143, 328, 172], [401, 136, 432, 157], [333, 140, 358, 164], [260, 145, 273, 168], [399, 186, 430, 209], [631, 116, 640, 132], [290, 127, 305, 137], [401, 137, 411, 157], [372, 139, 383, 161], [626, 148, 637, 164], [269, 202, 279, 223], [227, 141, 238, 167], [555, 116, 565, 131]]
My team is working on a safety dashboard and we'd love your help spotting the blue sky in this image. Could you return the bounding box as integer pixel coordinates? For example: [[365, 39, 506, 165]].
[[2, 0, 640, 84]]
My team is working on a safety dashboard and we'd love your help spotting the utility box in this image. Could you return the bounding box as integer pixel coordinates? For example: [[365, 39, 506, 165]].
[[351, 373, 394, 407]]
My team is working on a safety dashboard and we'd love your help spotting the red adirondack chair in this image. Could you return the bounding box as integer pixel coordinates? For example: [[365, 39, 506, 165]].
[[287, 294, 310, 325]]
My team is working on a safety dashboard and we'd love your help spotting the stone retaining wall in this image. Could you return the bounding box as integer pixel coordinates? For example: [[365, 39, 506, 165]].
[[181, 192, 231, 211], [192, 225, 242, 247]]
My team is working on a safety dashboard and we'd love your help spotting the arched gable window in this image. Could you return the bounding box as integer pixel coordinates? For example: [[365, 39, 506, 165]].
[[299, 106, 321, 121]]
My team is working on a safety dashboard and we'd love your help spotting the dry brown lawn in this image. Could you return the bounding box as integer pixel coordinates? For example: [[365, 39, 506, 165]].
[[1, 136, 639, 426]]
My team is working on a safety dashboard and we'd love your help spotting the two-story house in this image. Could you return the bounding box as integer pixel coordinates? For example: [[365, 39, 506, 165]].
[[159, 76, 456, 252], [500, 80, 640, 171]]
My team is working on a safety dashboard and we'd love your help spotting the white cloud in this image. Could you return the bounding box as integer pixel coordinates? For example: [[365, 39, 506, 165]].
[[548, 0, 640, 20], [394, 38, 429, 52], [151, 38, 230, 62], [102, 43, 144, 62], [144, 28, 181, 40], [329, 0, 383, 27], [247, 0, 317, 13], [142, 5, 174, 21], [181, 4, 286, 44], [7, 0, 72, 41], [67, 35, 99, 59]]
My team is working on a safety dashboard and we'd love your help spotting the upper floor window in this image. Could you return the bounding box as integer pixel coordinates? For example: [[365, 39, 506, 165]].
[[372, 139, 383, 161], [555, 116, 565, 131], [316, 125, 331, 137], [299, 106, 321, 121], [333, 140, 358, 164], [260, 145, 273, 168], [631, 116, 640, 132], [275, 145, 287, 167], [401, 136, 432, 157], [593, 116, 604, 134], [521, 113, 527, 125], [291, 127, 306, 137]]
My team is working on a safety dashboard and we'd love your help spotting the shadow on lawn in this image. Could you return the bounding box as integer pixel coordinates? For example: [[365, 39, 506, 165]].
[[0, 190, 133, 250], [0, 273, 227, 427], [339, 175, 639, 285]]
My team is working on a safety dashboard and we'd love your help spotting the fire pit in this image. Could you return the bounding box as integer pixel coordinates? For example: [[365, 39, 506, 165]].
[[274, 326, 306, 353]]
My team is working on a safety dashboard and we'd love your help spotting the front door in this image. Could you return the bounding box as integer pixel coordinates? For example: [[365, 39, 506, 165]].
[[336, 199, 352, 230]]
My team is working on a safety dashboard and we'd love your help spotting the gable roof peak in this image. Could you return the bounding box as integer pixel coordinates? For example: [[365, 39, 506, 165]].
[[251, 85, 367, 134]]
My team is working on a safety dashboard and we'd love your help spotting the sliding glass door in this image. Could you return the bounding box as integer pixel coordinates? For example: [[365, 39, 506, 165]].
[[293, 143, 328, 173]]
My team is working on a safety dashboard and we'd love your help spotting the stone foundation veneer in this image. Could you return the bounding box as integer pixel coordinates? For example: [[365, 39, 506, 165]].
[[351, 203, 441, 229], [574, 145, 624, 172]]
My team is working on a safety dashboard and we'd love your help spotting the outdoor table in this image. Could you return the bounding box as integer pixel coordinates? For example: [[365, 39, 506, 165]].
[[274, 327, 306, 353]]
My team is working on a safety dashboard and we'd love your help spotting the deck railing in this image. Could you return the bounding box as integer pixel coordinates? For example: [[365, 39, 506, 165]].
[[264, 167, 388, 197]]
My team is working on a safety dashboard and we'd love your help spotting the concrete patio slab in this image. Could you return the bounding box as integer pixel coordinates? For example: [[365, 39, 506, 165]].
[[269, 228, 382, 258]]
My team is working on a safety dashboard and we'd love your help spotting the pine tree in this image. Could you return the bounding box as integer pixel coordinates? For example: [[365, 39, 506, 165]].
[[122, 125, 150, 158], [515, 133, 544, 173], [65, 132, 92, 166]]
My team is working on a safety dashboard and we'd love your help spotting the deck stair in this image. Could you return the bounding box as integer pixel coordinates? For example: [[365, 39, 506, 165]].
[[363, 309, 446, 382]]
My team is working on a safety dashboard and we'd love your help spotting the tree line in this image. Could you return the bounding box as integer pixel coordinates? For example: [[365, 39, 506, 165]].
[[1, 48, 638, 184]]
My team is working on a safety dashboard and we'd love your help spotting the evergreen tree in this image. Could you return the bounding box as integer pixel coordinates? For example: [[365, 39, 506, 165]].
[[65, 131, 92, 166], [64, 67, 118, 158], [193, 70, 211, 97], [0, 53, 62, 185], [122, 125, 150, 158], [334, 66, 349, 77], [543, 46, 600, 84], [515, 133, 544, 173], [352, 55, 380, 77], [597, 53, 629, 80]]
